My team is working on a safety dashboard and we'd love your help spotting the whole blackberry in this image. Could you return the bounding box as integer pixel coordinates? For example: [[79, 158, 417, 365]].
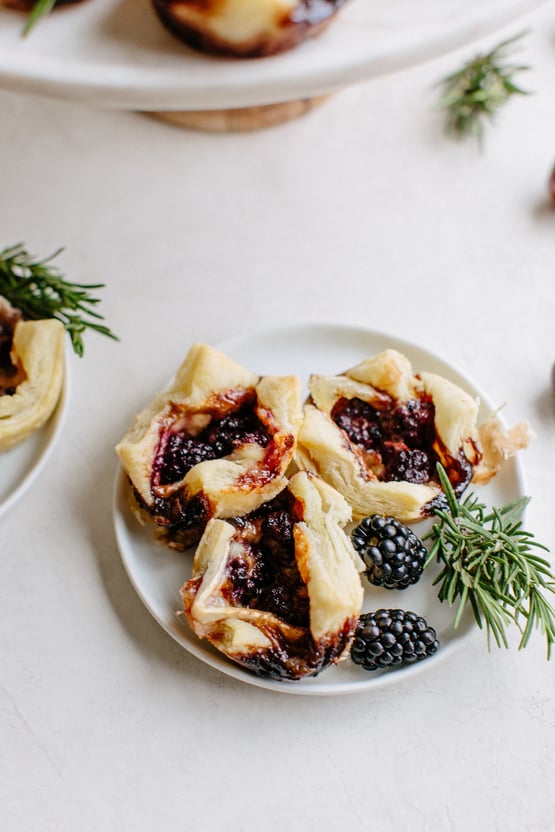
[[351, 514, 427, 589], [351, 609, 439, 671]]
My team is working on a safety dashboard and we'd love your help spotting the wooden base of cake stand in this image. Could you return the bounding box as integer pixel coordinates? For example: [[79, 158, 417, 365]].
[[148, 95, 330, 132]]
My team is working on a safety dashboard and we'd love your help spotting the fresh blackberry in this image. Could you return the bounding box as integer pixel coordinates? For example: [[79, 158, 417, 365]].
[[351, 514, 427, 589], [350, 609, 439, 671]]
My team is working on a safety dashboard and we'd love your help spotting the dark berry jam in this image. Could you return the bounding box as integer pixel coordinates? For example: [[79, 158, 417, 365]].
[[154, 391, 271, 487], [0, 305, 21, 396], [224, 491, 310, 630], [151, 490, 211, 531], [332, 395, 437, 483], [381, 443, 434, 483], [133, 486, 212, 549], [332, 397, 382, 450], [381, 398, 436, 448], [332, 394, 473, 495]]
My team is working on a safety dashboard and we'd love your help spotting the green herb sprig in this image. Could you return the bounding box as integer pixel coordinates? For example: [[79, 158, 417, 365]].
[[22, 0, 56, 36], [425, 464, 554, 657], [438, 31, 530, 145], [0, 243, 118, 357]]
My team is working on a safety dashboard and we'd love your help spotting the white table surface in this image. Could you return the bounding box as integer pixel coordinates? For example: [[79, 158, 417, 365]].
[[1, 3, 554, 830]]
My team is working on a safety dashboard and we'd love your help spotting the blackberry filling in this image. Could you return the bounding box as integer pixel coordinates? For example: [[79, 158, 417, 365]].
[[154, 392, 271, 487], [0, 343, 18, 396], [331, 394, 474, 496], [332, 395, 437, 484], [332, 397, 382, 450], [150, 491, 212, 535], [141, 391, 274, 543], [0, 303, 22, 396], [381, 398, 436, 448], [224, 491, 309, 630], [382, 444, 434, 484]]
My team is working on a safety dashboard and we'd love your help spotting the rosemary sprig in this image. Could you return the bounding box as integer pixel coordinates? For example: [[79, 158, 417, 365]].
[[425, 464, 554, 657], [0, 243, 118, 357], [22, 0, 56, 36], [438, 31, 530, 145]]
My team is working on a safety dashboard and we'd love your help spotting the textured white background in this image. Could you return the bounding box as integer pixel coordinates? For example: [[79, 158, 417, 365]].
[[1, 2, 554, 831]]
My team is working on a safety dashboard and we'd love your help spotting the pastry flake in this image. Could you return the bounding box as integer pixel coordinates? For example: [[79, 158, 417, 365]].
[[116, 343, 302, 549], [472, 414, 533, 485], [181, 471, 364, 680]]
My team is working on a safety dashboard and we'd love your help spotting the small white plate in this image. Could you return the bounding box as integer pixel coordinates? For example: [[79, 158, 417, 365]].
[[0, 0, 545, 111], [0, 346, 70, 517], [113, 323, 526, 695]]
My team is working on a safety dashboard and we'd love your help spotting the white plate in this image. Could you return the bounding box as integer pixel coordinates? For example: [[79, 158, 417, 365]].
[[0, 0, 545, 111], [0, 346, 70, 517], [113, 323, 526, 695]]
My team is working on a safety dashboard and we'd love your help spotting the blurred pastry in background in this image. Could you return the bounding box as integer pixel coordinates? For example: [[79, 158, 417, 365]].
[[0, 296, 65, 452], [152, 0, 350, 58]]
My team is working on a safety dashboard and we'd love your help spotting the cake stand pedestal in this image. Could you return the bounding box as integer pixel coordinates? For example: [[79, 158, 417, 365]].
[[149, 95, 331, 132]]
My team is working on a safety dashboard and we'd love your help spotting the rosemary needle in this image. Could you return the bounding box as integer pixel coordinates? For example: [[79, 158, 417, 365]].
[[438, 31, 531, 145], [424, 464, 554, 658], [22, 0, 57, 36], [0, 243, 118, 357]]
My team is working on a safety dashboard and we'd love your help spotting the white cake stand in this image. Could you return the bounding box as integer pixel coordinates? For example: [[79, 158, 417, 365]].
[[0, 0, 545, 130]]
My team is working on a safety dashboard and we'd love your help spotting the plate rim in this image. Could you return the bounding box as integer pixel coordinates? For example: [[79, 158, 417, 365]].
[[112, 321, 527, 695]]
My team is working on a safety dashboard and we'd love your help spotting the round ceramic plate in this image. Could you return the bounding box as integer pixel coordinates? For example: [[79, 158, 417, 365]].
[[0, 347, 70, 518], [0, 0, 545, 110], [113, 323, 526, 695]]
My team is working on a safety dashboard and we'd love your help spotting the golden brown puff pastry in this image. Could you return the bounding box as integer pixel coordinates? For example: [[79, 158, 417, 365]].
[[152, 0, 349, 58], [295, 349, 487, 523], [181, 470, 364, 680], [0, 301, 65, 452], [116, 343, 302, 549]]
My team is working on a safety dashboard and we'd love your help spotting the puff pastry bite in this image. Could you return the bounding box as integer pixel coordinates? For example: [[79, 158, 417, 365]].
[[295, 349, 488, 523], [181, 471, 364, 680], [0, 297, 65, 452], [116, 343, 302, 549], [152, 0, 349, 58]]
